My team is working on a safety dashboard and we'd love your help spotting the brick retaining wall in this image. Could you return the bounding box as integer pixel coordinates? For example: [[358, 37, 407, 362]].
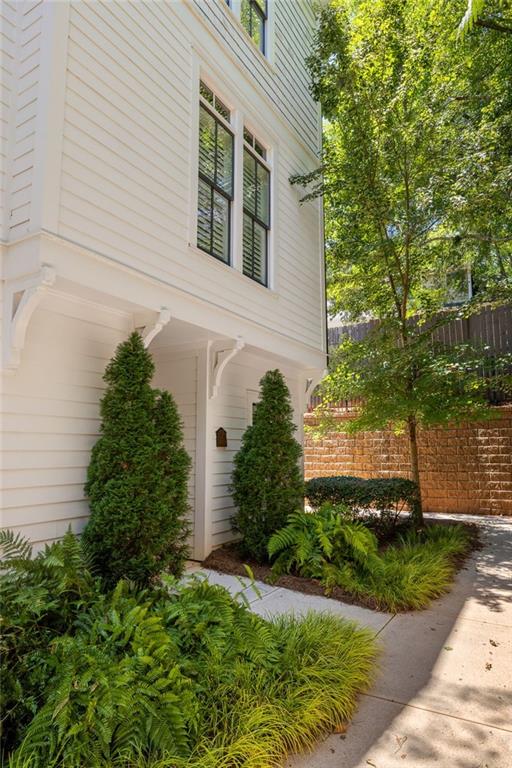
[[304, 406, 512, 516]]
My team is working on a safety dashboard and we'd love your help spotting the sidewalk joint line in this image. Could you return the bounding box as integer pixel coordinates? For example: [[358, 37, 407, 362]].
[[375, 614, 396, 637], [362, 693, 512, 734]]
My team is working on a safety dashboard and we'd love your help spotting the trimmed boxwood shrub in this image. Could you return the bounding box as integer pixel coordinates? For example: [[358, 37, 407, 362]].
[[305, 476, 420, 520]]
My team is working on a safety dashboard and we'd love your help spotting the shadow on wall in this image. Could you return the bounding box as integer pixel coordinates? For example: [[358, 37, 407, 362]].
[[288, 515, 512, 768]]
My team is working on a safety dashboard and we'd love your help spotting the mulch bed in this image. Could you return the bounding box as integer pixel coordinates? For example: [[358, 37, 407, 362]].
[[202, 520, 481, 613]]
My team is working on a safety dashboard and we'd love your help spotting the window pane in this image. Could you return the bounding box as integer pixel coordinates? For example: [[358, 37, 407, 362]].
[[212, 191, 230, 263], [242, 213, 254, 276], [254, 0, 266, 12], [241, 0, 251, 35], [252, 221, 267, 284], [216, 122, 234, 195], [215, 97, 230, 122], [200, 81, 214, 106], [199, 106, 215, 182], [197, 178, 212, 252], [243, 150, 256, 215], [243, 214, 267, 285], [256, 162, 270, 225], [251, 6, 264, 52], [254, 140, 265, 159]]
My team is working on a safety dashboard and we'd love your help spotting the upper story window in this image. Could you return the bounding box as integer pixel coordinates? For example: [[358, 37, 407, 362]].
[[243, 129, 270, 286], [197, 82, 234, 264], [241, 0, 267, 54], [196, 83, 271, 288]]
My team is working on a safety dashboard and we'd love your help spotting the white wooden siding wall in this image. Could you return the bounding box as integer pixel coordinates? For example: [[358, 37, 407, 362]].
[[57, 0, 324, 352], [1, 294, 130, 548], [191, 0, 319, 154], [209, 351, 301, 548], [2, 0, 43, 240], [151, 349, 198, 553]]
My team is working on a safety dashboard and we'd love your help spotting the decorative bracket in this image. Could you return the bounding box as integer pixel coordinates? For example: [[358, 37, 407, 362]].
[[209, 336, 245, 398], [2, 265, 57, 374], [304, 368, 327, 406], [134, 307, 171, 348]]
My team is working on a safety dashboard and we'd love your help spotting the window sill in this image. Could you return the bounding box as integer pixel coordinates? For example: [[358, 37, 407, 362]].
[[188, 243, 279, 298]]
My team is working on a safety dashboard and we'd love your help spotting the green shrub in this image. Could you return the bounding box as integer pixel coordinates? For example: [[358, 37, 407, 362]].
[[83, 331, 191, 585], [2, 530, 377, 767], [305, 475, 420, 529], [231, 369, 304, 562]]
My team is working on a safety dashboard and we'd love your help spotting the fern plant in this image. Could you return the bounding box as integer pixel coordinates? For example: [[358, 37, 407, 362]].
[[0, 530, 99, 755], [14, 582, 197, 767], [268, 504, 379, 591]]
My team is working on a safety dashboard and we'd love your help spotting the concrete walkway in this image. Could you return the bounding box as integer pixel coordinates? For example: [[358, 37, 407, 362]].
[[193, 514, 512, 768]]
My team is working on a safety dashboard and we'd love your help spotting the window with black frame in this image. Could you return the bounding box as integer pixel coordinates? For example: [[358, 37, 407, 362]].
[[243, 131, 270, 286], [197, 82, 234, 264], [241, 0, 267, 54]]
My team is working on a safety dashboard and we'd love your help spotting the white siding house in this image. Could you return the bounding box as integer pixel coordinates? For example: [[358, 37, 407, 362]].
[[1, 0, 326, 558]]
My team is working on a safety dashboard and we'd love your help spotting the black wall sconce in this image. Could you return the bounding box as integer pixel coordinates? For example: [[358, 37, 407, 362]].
[[216, 427, 227, 448]]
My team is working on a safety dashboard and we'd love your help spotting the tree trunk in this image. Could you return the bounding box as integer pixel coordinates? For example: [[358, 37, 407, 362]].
[[407, 415, 423, 527]]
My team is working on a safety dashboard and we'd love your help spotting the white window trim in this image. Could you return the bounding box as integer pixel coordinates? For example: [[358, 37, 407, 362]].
[[189, 58, 278, 291]]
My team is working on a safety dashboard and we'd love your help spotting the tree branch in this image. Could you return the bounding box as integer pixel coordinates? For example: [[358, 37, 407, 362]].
[[475, 18, 512, 34]]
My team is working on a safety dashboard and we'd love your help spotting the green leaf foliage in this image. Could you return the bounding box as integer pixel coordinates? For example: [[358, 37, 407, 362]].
[[306, 476, 420, 523], [82, 332, 191, 585], [268, 504, 379, 583], [268, 508, 472, 612], [294, 0, 512, 520], [1, 531, 377, 767], [231, 369, 304, 562]]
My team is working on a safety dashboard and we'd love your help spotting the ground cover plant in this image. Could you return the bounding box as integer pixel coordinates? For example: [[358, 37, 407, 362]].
[[0, 529, 376, 768], [268, 505, 473, 612]]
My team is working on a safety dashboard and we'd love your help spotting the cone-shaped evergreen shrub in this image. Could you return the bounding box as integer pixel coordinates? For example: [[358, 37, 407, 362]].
[[231, 369, 303, 562], [82, 332, 191, 584]]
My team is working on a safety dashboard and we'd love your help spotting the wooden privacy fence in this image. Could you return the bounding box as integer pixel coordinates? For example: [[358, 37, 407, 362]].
[[308, 304, 512, 411]]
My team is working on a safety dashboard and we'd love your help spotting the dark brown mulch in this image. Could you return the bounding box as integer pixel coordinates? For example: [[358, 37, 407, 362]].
[[202, 520, 481, 613]]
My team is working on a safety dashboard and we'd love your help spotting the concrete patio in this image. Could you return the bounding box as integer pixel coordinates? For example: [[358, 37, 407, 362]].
[[194, 514, 512, 768]]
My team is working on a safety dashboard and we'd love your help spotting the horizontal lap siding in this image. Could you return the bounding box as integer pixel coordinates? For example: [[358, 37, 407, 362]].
[[209, 351, 301, 548], [58, 1, 324, 353], [151, 350, 198, 553], [191, 0, 319, 154], [1, 294, 130, 548], [3, 0, 42, 238]]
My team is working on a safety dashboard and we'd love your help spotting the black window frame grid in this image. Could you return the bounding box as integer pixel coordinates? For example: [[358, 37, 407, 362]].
[[197, 99, 234, 265], [243, 144, 271, 286]]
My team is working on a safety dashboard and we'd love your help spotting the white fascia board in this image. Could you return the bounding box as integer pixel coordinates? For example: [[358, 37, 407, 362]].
[[37, 233, 327, 371]]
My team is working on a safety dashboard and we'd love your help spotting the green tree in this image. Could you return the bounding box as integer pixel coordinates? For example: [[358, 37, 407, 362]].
[[231, 369, 303, 562], [83, 332, 191, 584], [293, 0, 512, 524]]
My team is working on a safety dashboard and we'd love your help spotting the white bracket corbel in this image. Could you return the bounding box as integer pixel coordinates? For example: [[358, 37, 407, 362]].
[[134, 307, 171, 348], [2, 265, 57, 374], [209, 336, 245, 398], [304, 368, 327, 406]]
